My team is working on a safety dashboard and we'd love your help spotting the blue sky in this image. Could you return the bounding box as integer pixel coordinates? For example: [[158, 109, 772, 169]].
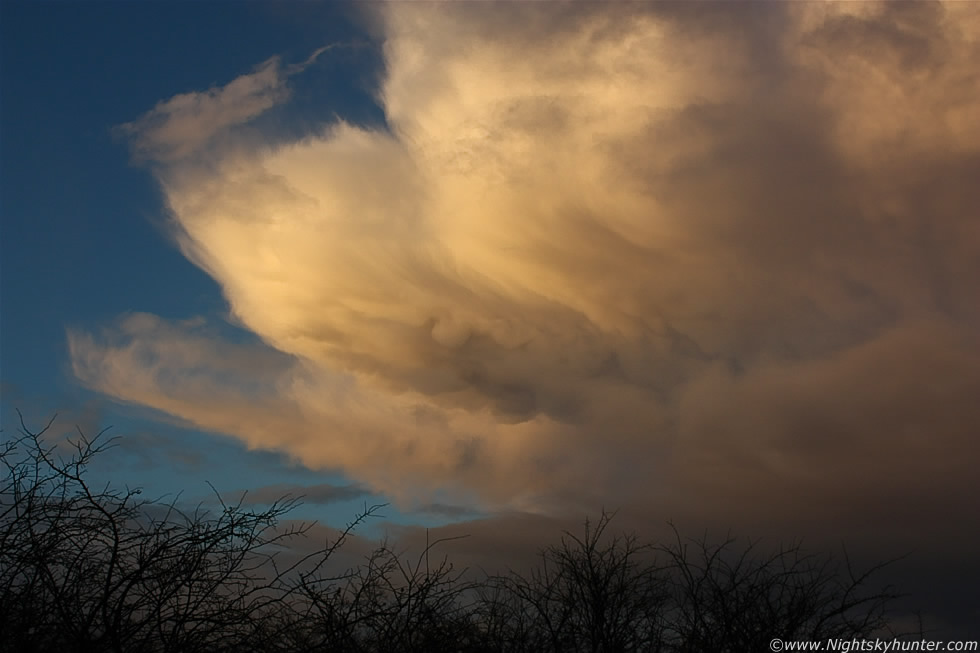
[[3, 0, 980, 635]]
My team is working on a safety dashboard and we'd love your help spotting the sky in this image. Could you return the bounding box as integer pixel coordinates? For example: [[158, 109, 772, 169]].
[[2, 0, 979, 637]]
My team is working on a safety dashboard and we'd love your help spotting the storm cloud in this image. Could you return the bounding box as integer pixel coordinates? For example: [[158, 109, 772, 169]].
[[71, 0, 980, 560]]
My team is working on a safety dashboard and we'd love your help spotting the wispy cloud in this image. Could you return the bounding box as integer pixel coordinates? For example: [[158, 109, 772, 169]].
[[116, 43, 341, 162], [116, 57, 287, 162], [226, 481, 370, 506], [412, 502, 483, 521], [73, 2, 980, 550]]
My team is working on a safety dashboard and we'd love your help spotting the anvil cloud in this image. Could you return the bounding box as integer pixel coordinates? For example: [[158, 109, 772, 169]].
[[71, 2, 980, 554]]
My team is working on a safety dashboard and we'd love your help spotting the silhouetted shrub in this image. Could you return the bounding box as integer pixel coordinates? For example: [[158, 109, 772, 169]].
[[1, 414, 909, 652]]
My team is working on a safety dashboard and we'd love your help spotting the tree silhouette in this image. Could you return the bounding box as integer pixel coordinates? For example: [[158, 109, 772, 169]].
[[654, 525, 901, 652], [477, 512, 668, 652], [1, 414, 912, 652], [0, 413, 381, 653]]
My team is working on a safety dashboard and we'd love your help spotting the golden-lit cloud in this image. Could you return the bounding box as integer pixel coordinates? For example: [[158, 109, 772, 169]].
[[116, 57, 288, 162], [117, 45, 334, 162], [72, 2, 980, 537]]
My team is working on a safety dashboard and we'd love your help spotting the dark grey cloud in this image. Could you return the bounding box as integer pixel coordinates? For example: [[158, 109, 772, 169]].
[[233, 481, 371, 506]]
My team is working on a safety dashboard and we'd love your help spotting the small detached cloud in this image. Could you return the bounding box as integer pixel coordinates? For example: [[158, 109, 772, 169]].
[[116, 45, 336, 163], [228, 481, 371, 507], [412, 502, 484, 521], [116, 57, 287, 162]]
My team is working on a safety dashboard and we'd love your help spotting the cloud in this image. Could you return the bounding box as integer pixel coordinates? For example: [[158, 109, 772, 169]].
[[115, 57, 287, 162], [74, 1, 980, 556], [412, 502, 483, 521], [116, 44, 338, 162], [227, 481, 370, 506]]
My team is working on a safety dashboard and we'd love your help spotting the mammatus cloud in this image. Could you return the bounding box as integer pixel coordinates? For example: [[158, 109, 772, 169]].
[[72, 2, 980, 548]]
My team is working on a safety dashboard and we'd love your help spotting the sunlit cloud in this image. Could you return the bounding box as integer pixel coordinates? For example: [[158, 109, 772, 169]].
[[116, 44, 336, 162], [72, 2, 980, 543]]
